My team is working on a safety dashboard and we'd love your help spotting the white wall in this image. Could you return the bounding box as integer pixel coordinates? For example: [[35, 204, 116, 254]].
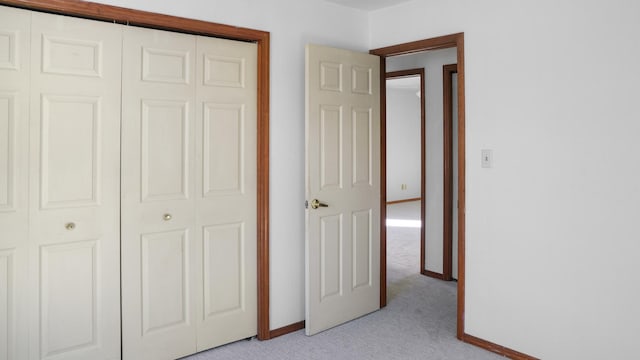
[[372, 0, 640, 358], [90, 0, 369, 330], [386, 85, 421, 201]]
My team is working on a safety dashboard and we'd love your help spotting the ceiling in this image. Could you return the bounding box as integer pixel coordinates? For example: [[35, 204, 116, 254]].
[[323, 0, 414, 11]]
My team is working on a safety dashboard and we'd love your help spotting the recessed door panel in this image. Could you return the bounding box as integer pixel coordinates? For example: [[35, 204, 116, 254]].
[[40, 240, 98, 358], [203, 103, 244, 196], [42, 36, 102, 77], [352, 108, 372, 187], [351, 66, 372, 95], [320, 105, 343, 190], [203, 223, 244, 318], [141, 230, 189, 335], [320, 62, 342, 92], [352, 210, 372, 290], [0, 94, 15, 212], [142, 47, 190, 84], [204, 55, 244, 88], [141, 100, 189, 201], [40, 95, 99, 208], [320, 214, 342, 300], [0, 30, 18, 70]]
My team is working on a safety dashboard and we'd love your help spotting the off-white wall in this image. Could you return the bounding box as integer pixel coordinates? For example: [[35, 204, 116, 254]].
[[90, 0, 369, 330], [372, 1, 640, 358], [388, 49, 456, 274], [386, 86, 421, 201]]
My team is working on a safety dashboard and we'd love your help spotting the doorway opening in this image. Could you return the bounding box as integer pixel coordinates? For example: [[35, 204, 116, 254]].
[[371, 33, 466, 339], [384, 69, 426, 295]]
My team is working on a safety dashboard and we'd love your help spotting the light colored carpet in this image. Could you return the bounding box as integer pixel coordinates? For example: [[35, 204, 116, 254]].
[[184, 202, 501, 360]]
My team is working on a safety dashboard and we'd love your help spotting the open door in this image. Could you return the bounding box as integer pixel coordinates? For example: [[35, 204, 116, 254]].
[[305, 44, 381, 335]]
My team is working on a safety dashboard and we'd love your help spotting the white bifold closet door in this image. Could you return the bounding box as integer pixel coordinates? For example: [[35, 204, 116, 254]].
[[0, 6, 31, 360], [121, 26, 257, 360], [0, 6, 122, 360], [28, 12, 123, 360]]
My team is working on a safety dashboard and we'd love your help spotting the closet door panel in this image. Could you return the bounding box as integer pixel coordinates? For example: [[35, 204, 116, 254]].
[[140, 99, 189, 202], [195, 36, 258, 351], [29, 12, 122, 360], [0, 6, 31, 360], [121, 26, 197, 360]]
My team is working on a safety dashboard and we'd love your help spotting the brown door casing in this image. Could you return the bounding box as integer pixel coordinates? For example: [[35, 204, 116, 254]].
[[370, 32, 466, 338], [442, 63, 458, 281]]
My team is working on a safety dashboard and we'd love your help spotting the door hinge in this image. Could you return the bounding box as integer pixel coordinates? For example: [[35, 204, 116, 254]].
[[305, 200, 308, 209]]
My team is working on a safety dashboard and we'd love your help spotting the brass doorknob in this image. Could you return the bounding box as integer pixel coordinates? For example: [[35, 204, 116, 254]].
[[310, 199, 328, 209], [65, 222, 76, 230], [163, 213, 172, 221]]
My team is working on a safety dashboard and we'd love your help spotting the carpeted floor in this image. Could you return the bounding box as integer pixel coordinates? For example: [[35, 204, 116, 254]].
[[184, 202, 501, 360]]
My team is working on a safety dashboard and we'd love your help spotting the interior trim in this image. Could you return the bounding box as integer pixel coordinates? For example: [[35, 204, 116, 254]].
[[0, 0, 272, 341], [386, 197, 421, 205], [378, 56, 388, 308], [269, 321, 305, 339], [421, 270, 445, 280], [462, 333, 539, 360], [442, 63, 458, 281]]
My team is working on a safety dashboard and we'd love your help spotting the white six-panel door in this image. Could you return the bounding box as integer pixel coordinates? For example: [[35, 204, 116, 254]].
[[28, 11, 123, 360], [305, 44, 381, 335], [121, 26, 257, 360]]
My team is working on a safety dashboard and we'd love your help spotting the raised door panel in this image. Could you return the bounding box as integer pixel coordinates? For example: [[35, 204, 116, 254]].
[[352, 210, 372, 290], [29, 12, 122, 360], [39, 241, 98, 359], [352, 108, 373, 187], [0, 93, 16, 212], [320, 105, 343, 191], [195, 36, 257, 351], [0, 6, 31, 360], [140, 100, 189, 202], [141, 230, 190, 335], [202, 103, 244, 196], [320, 215, 342, 301], [121, 26, 197, 360], [203, 223, 245, 319], [40, 95, 100, 209]]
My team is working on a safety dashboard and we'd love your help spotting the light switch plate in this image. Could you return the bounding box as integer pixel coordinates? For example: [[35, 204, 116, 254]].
[[481, 149, 492, 168]]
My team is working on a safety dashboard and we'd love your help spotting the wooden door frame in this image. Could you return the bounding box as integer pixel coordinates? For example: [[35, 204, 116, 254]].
[[442, 63, 458, 281], [384, 69, 427, 277], [0, 0, 273, 340], [370, 32, 466, 339]]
